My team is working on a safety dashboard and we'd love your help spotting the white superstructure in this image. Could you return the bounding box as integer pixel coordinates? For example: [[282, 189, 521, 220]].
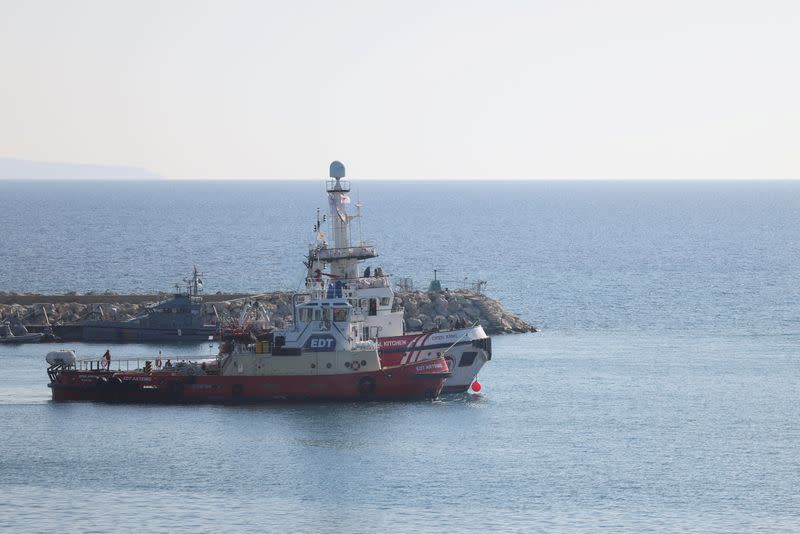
[[303, 161, 491, 393]]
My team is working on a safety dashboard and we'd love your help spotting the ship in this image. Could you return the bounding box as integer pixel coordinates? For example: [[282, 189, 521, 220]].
[[304, 161, 492, 393], [45, 264, 451, 402], [80, 268, 218, 342]]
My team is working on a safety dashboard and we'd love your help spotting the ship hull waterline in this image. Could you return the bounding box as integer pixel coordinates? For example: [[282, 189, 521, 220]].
[[48, 360, 451, 404]]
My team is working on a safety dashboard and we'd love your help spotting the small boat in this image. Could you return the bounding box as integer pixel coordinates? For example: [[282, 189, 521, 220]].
[[80, 267, 218, 342], [46, 266, 450, 403], [0, 318, 44, 344]]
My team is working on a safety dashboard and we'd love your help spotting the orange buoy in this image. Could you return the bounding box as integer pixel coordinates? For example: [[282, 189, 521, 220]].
[[471, 380, 482, 392]]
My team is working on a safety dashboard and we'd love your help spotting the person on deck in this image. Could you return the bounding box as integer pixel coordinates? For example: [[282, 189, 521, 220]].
[[102, 349, 111, 370]]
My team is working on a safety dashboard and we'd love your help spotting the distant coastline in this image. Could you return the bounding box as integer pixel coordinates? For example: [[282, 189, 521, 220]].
[[0, 157, 162, 180]]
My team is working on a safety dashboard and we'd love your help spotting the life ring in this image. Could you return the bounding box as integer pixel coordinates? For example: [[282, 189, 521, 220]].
[[351, 361, 361, 371], [358, 376, 376, 396]]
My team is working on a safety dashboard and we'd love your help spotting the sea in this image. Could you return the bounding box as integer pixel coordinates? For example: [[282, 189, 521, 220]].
[[1, 179, 798, 533]]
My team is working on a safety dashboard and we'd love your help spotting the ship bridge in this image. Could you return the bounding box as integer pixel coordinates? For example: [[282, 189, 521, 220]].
[[326, 179, 350, 193]]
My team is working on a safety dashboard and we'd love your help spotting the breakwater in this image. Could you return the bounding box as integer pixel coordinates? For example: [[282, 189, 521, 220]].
[[0, 290, 535, 335]]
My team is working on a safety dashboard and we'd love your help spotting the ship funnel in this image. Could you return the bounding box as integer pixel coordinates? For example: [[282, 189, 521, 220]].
[[330, 161, 346, 179]]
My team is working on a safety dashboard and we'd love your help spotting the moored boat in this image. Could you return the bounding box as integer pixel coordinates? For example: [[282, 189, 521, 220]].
[[80, 267, 218, 342], [1, 318, 44, 344]]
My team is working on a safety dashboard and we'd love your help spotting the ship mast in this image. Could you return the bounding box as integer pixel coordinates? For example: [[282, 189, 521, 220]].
[[184, 266, 203, 300], [328, 161, 351, 257], [322, 161, 377, 280]]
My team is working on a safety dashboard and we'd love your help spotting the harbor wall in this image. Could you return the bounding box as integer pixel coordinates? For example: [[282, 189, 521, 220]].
[[0, 290, 536, 335]]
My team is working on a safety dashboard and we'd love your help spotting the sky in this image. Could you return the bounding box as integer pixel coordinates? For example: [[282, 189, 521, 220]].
[[1, 0, 799, 179]]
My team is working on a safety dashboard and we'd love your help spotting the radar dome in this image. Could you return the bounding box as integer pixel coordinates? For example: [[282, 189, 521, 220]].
[[329, 161, 346, 178]]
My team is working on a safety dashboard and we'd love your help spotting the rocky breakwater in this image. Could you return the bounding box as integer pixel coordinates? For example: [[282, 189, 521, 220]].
[[0, 290, 536, 336], [395, 290, 535, 334], [215, 290, 536, 334]]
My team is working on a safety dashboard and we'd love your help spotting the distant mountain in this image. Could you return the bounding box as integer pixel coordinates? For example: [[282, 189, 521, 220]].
[[0, 158, 163, 180]]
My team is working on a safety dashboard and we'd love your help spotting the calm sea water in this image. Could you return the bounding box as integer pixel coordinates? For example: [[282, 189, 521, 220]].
[[1, 180, 799, 532]]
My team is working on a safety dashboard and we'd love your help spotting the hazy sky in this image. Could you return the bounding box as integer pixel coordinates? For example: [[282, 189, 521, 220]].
[[2, 1, 798, 179]]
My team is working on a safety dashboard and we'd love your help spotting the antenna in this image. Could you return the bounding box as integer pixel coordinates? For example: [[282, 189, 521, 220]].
[[356, 187, 364, 245]]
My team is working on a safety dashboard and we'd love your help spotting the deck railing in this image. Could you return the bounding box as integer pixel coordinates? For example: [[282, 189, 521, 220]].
[[69, 356, 216, 372]]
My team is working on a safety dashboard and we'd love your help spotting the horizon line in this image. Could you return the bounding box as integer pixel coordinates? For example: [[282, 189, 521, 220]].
[[2, 176, 800, 182]]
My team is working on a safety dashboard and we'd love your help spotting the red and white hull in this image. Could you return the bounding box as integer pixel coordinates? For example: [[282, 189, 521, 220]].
[[378, 325, 491, 393], [48, 357, 450, 403]]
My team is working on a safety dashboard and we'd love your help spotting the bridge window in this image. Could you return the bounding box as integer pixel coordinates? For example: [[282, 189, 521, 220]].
[[380, 297, 390, 306], [299, 308, 312, 322], [333, 308, 348, 322]]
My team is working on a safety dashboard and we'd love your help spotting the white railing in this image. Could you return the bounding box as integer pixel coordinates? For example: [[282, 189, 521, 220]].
[[306, 275, 390, 294], [70, 357, 216, 372], [355, 276, 389, 289], [317, 245, 376, 261]]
